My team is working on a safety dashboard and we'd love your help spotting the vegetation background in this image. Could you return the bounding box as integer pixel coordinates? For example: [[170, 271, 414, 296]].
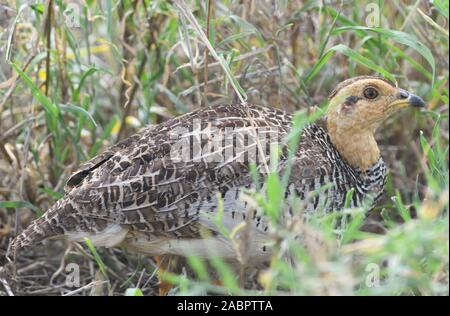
[[0, 0, 448, 296]]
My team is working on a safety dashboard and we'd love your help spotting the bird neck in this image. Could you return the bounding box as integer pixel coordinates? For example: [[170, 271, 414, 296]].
[[326, 117, 380, 171]]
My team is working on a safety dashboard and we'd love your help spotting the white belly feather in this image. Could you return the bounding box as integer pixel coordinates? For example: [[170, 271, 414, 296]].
[[67, 224, 129, 248], [66, 187, 273, 262]]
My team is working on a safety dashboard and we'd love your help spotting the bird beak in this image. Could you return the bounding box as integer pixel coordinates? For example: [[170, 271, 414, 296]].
[[389, 89, 426, 109], [407, 93, 427, 108]]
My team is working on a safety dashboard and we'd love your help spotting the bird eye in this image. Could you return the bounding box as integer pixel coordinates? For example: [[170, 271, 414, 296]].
[[363, 87, 379, 99]]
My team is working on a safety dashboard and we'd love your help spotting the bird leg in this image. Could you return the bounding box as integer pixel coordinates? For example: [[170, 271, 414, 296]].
[[155, 255, 173, 296]]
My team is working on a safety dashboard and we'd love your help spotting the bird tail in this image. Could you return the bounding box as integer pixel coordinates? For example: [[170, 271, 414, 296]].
[[7, 198, 68, 258]]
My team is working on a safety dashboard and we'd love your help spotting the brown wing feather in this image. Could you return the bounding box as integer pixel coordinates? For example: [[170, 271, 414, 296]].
[[10, 104, 336, 254], [65, 105, 293, 234], [65, 131, 147, 192]]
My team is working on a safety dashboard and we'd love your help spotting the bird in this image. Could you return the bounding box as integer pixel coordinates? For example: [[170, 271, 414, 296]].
[[8, 76, 425, 267]]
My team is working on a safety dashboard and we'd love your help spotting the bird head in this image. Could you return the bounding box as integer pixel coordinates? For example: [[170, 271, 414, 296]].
[[327, 76, 425, 131], [325, 76, 425, 170]]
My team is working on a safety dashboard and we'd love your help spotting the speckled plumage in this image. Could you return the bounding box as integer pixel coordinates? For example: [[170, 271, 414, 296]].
[[9, 76, 425, 262]]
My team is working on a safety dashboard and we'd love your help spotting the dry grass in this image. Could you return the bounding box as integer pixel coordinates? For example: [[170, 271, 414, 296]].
[[0, 0, 448, 295]]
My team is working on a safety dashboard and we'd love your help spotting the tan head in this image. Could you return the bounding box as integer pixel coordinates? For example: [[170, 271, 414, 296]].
[[326, 76, 425, 170]]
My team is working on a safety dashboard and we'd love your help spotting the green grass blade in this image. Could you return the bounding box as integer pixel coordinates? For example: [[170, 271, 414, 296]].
[[85, 238, 107, 276], [304, 44, 396, 85], [333, 26, 436, 87]]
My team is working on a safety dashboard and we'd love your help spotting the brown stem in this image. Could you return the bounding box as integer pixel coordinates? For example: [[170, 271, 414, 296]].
[[116, 1, 138, 141], [42, 0, 56, 186], [116, 4, 166, 142], [203, 0, 213, 106], [44, 0, 53, 97]]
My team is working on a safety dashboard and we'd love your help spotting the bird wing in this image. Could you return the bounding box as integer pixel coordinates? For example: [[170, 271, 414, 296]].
[[64, 106, 330, 240], [64, 131, 149, 193]]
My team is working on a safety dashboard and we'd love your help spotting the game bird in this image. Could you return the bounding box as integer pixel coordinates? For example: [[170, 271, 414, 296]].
[[8, 76, 425, 267]]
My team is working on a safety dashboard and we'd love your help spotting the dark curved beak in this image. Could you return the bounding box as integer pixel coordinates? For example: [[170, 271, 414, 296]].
[[399, 89, 426, 108]]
